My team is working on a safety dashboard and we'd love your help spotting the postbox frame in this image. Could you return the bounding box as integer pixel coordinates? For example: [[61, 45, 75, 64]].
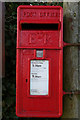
[[16, 5, 63, 118]]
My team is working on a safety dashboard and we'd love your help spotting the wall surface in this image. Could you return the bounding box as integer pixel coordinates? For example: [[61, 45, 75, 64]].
[[62, 2, 80, 118]]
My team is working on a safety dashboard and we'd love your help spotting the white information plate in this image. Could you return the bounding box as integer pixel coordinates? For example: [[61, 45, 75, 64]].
[[30, 60, 49, 95]]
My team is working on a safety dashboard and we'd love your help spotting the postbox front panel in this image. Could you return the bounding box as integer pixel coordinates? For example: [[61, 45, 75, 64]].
[[20, 31, 59, 48], [16, 6, 63, 118]]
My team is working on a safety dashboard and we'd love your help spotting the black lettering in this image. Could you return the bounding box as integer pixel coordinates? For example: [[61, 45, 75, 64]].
[[35, 76, 41, 78], [35, 65, 41, 67]]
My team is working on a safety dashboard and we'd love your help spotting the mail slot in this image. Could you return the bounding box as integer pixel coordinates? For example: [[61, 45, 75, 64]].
[[16, 5, 63, 118]]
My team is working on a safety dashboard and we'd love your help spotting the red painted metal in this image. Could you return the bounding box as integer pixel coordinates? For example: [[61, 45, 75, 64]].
[[16, 5, 63, 118]]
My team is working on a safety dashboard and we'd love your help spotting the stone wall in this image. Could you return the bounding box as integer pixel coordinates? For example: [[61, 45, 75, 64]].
[[62, 2, 80, 118]]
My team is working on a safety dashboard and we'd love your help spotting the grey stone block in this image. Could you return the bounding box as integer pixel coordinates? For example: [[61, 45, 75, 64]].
[[63, 2, 79, 91], [63, 47, 78, 91], [78, 49, 80, 90], [62, 95, 78, 118], [63, 2, 80, 119]]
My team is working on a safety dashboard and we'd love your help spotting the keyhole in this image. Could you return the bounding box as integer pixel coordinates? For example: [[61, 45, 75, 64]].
[[26, 79, 27, 82]]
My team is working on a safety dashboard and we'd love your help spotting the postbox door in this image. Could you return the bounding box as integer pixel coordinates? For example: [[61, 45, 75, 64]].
[[16, 49, 63, 117]]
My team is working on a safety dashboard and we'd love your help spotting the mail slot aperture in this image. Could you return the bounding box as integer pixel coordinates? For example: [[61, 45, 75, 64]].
[[21, 23, 60, 30]]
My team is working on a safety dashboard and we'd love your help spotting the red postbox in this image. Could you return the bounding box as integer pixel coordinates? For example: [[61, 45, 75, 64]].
[[16, 5, 63, 118]]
